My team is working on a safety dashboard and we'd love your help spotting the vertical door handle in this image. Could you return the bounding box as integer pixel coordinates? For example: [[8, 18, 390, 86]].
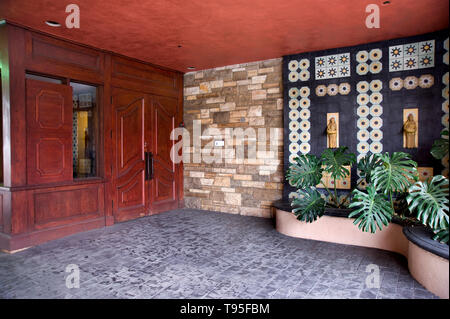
[[144, 152, 149, 180], [149, 152, 154, 180]]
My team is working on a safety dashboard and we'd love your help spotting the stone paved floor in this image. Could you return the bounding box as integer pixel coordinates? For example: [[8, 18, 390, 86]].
[[0, 209, 439, 299]]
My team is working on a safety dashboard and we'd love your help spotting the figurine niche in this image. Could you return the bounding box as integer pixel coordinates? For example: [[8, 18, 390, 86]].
[[327, 117, 338, 148], [403, 113, 417, 148]]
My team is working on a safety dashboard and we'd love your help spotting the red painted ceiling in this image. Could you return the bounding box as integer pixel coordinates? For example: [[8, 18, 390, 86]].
[[1, 0, 448, 72]]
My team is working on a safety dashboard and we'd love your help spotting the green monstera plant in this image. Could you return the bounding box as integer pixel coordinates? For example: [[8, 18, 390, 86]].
[[350, 152, 449, 244], [407, 175, 449, 244], [287, 147, 449, 245], [349, 152, 417, 232], [430, 130, 449, 160], [286, 146, 356, 222]]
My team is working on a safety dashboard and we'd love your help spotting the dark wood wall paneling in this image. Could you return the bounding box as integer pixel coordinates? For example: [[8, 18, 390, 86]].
[[0, 23, 184, 251]]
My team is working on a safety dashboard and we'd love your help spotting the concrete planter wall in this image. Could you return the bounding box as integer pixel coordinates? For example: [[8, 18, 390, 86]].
[[275, 207, 449, 299]]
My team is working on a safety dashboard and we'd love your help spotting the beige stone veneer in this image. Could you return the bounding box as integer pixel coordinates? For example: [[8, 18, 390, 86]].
[[183, 59, 284, 217], [275, 208, 449, 299]]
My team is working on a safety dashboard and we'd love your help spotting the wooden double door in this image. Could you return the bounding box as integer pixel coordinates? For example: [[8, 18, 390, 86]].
[[112, 88, 178, 222]]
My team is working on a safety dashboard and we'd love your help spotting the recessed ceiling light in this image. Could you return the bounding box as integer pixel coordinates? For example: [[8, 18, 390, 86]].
[[45, 20, 61, 27], [187, 66, 196, 70]]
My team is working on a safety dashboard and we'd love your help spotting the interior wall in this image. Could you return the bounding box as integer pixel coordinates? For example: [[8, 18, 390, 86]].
[[183, 58, 283, 218], [283, 30, 449, 200]]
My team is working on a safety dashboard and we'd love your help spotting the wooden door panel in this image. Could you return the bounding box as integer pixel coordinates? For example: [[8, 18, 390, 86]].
[[26, 79, 73, 185], [151, 96, 177, 211], [112, 89, 147, 222]]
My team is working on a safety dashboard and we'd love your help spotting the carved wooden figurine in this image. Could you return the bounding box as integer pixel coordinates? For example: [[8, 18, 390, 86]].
[[327, 117, 338, 148], [403, 113, 417, 148]]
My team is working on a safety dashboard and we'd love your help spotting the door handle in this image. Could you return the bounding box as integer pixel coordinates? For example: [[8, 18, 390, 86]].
[[149, 152, 154, 180], [144, 152, 149, 180], [145, 152, 154, 181]]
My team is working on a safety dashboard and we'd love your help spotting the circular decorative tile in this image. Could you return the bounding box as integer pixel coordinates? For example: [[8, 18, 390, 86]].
[[288, 60, 299, 71], [370, 116, 383, 129], [299, 98, 311, 109], [327, 84, 339, 96], [358, 178, 368, 190], [338, 83, 351, 95], [369, 48, 382, 61], [299, 70, 310, 81], [357, 142, 370, 154], [404, 76, 419, 90], [299, 86, 310, 98], [369, 61, 382, 74], [299, 59, 310, 69], [289, 87, 300, 98], [357, 81, 370, 93], [357, 117, 369, 130], [356, 50, 369, 63], [357, 129, 370, 142], [356, 63, 369, 76], [299, 142, 311, 154], [289, 191, 300, 199], [357, 105, 370, 117], [442, 100, 449, 113], [289, 153, 298, 164], [289, 142, 300, 154], [300, 109, 311, 120], [444, 52, 449, 65], [418, 74, 434, 89], [370, 104, 383, 117], [289, 71, 299, 82], [443, 72, 449, 86], [357, 93, 370, 105], [370, 129, 383, 141], [443, 86, 449, 99], [442, 113, 449, 128], [289, 109, 300, 121], [289, 131, 300, 143], [299, 131, 311, 142], [299, 120, 311, 131], [316, 85, 327, 97], [289, 99, 299, 109], [370, 80, 383, 92], [444, 38, 449, 51], [289, 154, 299, 165], [370, 142, 383, 153], [289, 120, 300, 131], [370, 92, 383, 104], [389, 77, 404, 91]]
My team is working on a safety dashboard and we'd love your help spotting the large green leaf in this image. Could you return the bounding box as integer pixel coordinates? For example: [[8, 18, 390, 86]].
[[357, 153, 382, 184], [407, 175, 449, 231], [286, 154, 323, 189], [349, 185, 394, 233], [371, 152, 417, 195], [430, 130, 449, 160], [433, 228, 449, 245], [321, 147, 356, 181], [291, 188, 326, 223]]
